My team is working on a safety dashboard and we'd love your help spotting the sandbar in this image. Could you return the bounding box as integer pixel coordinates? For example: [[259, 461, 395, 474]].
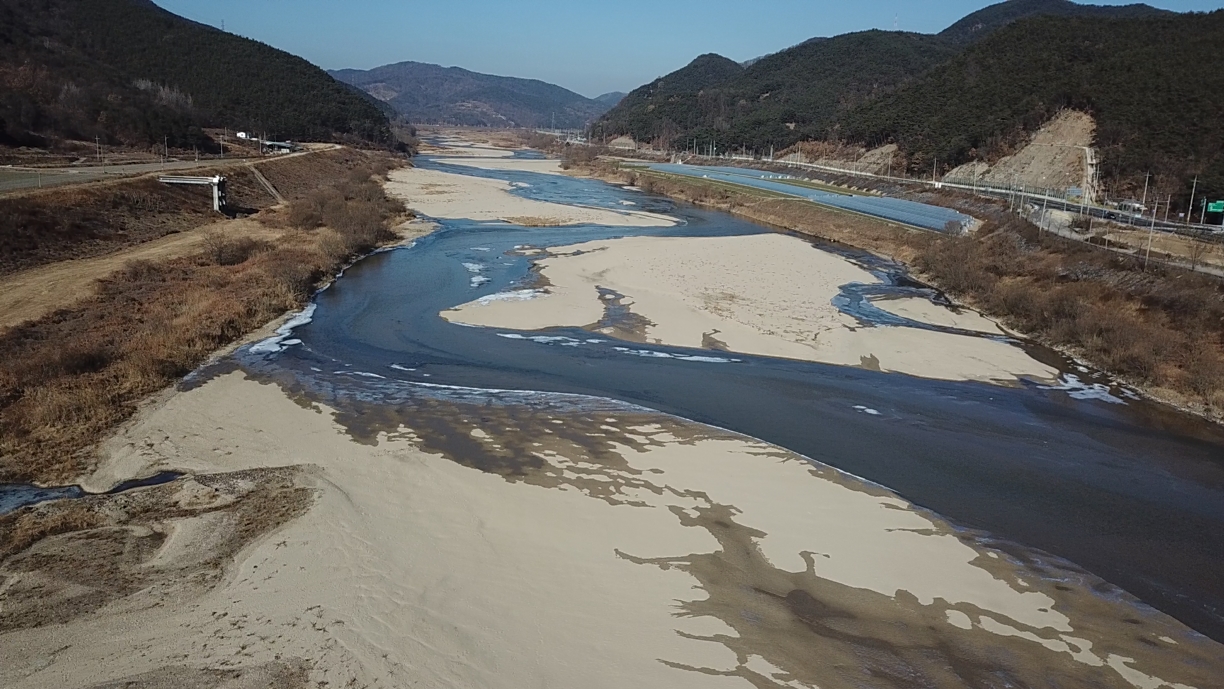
[[443, 233, 1057, 384], [442, 157, 565, 175], [386, 165, 675, 227]]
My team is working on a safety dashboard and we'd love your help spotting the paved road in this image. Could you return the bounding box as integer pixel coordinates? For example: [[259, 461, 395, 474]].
[[0, 145, 334, 196], [0, 159, 243, 194]]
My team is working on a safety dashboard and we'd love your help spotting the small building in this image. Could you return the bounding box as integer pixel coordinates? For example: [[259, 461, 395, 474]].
[[262, 141, 298, 153]]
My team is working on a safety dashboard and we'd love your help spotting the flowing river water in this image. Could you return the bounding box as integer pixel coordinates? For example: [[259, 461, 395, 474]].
[[209, 152, 1224, 647]]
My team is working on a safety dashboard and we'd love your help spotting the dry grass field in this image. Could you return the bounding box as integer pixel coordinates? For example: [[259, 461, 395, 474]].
[[0, 154, 412, 483]]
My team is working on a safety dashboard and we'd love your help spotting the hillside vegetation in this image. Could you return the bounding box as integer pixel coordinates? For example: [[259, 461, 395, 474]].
[[938, 0, 1166, 44], [331, 61, 610, 129], [597, 36, 954, 151], [843, 11, 1224, 202], [598, 0, 1208, 200], [0, 0, 392, 149]]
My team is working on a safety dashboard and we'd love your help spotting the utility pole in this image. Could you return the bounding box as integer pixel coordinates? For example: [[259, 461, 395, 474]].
[[1187, 175, 1198, 228], [1165, 194, 1171, 224], [1140, 171, 1150, 219], [95, 136, 101, 164], [1201, 197, 1208, 225], [1040, 195, 1048, 235], [1144, 201, 1158, 271]]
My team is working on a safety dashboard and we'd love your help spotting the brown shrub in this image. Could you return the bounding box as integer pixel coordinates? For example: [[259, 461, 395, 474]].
[[201, 233, 268, 266], [287, 199, 323, 230], [0, 504, 102, 558]]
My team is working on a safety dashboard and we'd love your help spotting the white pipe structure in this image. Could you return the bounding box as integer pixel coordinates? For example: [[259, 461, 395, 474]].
[[159, 175, 228, 212]]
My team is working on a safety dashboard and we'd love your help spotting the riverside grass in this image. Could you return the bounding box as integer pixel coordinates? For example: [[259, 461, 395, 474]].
[[0, 162, 409, 484]]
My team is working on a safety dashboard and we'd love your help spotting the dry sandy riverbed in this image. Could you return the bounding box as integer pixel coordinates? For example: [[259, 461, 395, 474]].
[[386, 164, 675, 227], [2, 369, 1220, 688], [444, 233, 1056, 384]]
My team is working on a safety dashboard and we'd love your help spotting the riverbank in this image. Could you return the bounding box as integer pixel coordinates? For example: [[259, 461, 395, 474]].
[[578, 160, 1224, 422], [0, 151, 417, 484]]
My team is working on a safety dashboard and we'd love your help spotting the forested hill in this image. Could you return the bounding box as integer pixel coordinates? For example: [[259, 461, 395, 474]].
[[595, 34, 953, 150], [330, 62, 609, 129], [597, 0, 1166, 151], [594, 92, 626, 107], [844, 11, 1224, 201], [0, 0, 392, 150], [596, 53, 743, 145], [938, 0, 1168, 44], [596, 0, 1216, 197]]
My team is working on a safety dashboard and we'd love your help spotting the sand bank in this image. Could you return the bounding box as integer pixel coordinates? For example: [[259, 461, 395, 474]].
[[3, 371, 1219, 688], [418, 136, 516, 159], [444, 233, 1056, 384], [871, 296, 1006, 335], [442, 157, 565, 175], [386, 165, 675, 227]]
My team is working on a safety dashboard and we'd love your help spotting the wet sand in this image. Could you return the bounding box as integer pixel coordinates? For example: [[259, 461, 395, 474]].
[[444, 234, 1057, 384], [871, 296, 1007, 335], [3, 370, 1220, 688], [443, 156, 567, 175]]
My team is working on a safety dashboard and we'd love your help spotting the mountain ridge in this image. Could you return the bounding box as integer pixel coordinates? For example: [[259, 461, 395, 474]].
[[331, 61, 611, 129], [939, 0, 1169, 43], [595, 0, 1213, 197], [0, 0, 392, 149]]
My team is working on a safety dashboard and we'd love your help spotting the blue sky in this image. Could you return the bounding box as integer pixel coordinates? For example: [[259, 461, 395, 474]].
[[156, 1, 1224, 98]]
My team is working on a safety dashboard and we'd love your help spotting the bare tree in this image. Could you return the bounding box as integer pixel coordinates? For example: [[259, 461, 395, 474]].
[[1188, 226, 1215, 270]]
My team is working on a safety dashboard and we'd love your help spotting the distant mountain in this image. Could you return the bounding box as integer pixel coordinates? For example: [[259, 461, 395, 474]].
[[939, 0, 1169, 44], [596, 0, 1211, 194], [594, 92, 626, 107], [0, 0, 392, 149], [598, 0, 1177, 151], [844, 11, 1224, 199], [330, 62, 609, 129], [597, 36, 954, 150]]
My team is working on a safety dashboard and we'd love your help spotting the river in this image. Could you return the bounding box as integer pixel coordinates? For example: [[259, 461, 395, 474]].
[[205, 150, 1224, 646]]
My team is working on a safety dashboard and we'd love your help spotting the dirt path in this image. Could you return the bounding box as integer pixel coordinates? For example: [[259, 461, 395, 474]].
[[0, 218, 281, 331]]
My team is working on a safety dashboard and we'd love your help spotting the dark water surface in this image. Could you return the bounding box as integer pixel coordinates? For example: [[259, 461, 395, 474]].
[[0, 471, 182, 514], [246, 156, 1224, 641]]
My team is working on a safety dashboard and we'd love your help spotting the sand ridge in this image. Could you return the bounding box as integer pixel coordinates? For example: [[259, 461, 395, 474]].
[[443, 233, 1058, 384]]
